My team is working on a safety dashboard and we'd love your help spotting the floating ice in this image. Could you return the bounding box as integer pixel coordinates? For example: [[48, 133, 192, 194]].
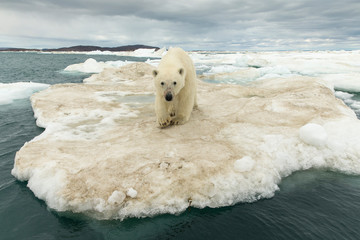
[[65, 51, 360, 93], [207, 65, 241, 74], [234, 55, 268, 68], [133, 48, 156, 56], [42, 48, 166, 58], [86, 50, 115, 56], [335, 91, 354, 100], [194, 51, 360, 93], [0, 82, 49, 105], [321, 73, 360, 93], [64, 58, 131, 73], [12, 62, 360, 221], [64, 58, 107, 73], [110, 47, 166, 58], [334, 91, 360, 117]]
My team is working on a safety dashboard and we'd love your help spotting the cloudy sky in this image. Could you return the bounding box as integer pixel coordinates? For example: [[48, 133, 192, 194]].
[[1, 0, 360, 50]]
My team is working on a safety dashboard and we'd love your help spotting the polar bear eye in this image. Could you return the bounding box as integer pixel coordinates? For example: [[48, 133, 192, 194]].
[[173, 81, 177, 85], [161, 82, 165, 86]]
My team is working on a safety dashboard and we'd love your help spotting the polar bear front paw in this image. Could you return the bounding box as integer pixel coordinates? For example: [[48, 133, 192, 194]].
[[158, 118, 172, 128], [170, 120, 179, 125]]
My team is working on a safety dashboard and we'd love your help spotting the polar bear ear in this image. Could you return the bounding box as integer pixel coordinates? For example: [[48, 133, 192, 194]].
[[152, 70, 158, 77], [178, 68, 184, 76]]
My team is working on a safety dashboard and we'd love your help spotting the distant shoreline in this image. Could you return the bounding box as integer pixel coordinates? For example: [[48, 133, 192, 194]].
[[0, 44, 160, 52]]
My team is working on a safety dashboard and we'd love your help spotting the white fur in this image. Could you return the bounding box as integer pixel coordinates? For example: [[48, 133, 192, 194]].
[[153, 47, 197, 127]]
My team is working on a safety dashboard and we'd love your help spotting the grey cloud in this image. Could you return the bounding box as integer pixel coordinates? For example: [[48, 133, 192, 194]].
[[0, 0, 360, 50]]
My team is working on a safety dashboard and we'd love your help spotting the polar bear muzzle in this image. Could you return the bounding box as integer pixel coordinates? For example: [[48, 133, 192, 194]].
[[165, 92, 173, 101]]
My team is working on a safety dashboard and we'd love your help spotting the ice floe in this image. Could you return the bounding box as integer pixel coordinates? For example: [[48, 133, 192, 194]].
[[63, 58, 133, 74], [12, 62, 360, 220], [0, 82, 49, 105]]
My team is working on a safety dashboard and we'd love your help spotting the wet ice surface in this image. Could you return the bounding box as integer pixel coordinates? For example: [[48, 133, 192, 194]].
[[0, 82, 49, 105], [12, 60, 360, 220]]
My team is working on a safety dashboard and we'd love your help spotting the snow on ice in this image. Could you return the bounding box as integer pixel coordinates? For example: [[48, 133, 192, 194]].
[[11, 50, 360, 220]]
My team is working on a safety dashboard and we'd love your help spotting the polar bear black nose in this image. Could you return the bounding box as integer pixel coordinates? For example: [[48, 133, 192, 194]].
[[165, 92, 173, 101]]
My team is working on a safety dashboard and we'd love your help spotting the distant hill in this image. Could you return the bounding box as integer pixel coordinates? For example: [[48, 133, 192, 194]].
[[0, 45, 160, 52], [0, 47, 41, 52], [42, 45, 160, 52]]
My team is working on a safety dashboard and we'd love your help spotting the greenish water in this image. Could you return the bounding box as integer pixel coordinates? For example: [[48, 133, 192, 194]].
[[1, 52, 360, 239], [0, 52, 149, 85]]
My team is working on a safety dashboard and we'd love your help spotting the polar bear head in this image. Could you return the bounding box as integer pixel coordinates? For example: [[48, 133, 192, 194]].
[[153, 68, 185, 102]]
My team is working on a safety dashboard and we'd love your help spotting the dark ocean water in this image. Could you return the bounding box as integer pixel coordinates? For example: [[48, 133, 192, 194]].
[[1, 52, 360, 240]]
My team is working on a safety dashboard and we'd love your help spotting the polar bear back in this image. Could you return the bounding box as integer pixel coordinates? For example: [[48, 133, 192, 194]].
[[158, 47, 196, 81]]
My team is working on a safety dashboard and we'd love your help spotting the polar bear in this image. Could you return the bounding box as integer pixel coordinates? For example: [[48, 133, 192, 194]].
[[152, 47, 197, 128]]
